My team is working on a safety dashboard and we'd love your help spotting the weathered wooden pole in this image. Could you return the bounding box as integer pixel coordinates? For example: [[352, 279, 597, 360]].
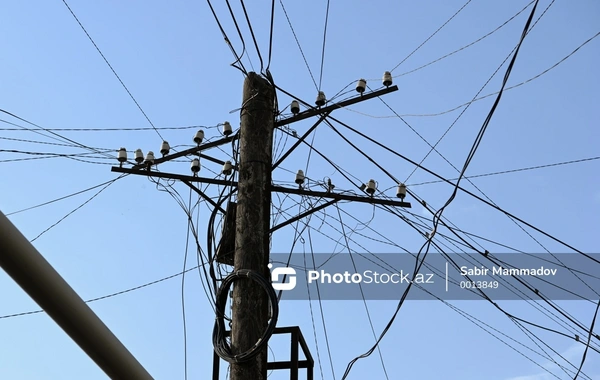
[[231, 72, 275, 380]]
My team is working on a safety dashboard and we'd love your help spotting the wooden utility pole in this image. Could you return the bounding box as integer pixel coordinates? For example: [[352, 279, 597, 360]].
[[108, 78, 404, 379], [231, 72, 274, 380]]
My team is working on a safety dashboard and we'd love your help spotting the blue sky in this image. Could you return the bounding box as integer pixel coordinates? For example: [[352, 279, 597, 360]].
[[1, 1, 599, 379]]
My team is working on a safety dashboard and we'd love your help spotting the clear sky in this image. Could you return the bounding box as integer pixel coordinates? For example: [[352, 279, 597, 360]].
[[1, 1, 599, 379]]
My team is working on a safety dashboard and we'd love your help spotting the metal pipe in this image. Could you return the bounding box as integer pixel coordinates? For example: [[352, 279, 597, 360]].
[[0, 211, 153, 380]]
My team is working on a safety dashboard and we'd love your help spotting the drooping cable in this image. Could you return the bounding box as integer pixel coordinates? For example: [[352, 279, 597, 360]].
[[279, 0, 318, 90], [239, 0, 264, 72], [389, 0, 473, 72], [61, 0, 165, 141], [318, 0, 331, 91], [205, 0, 248, 74], [430, 0, 539, 245]]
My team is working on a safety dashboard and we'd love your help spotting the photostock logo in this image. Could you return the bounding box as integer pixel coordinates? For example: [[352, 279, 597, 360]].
[[268, 263, 297, 291]]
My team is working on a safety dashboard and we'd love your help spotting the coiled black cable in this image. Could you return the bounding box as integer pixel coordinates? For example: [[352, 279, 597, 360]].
[[212, 269, 279, 363]]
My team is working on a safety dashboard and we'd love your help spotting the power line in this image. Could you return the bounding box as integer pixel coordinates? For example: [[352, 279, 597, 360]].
[[6, 179, 119, 216], [0, 135, 99, 149], [29, 175, 124, 243], [205, 0, 248, 74], [334, 204, 390, 380], [181, 186, 194, 380], [224, 0, 254, 74], [61, 0, 164, 141], [345, 29, 600, 120], [267, 145, 599, 378], [271, 82, 585, 256], [239, 0, 264, 72], [318, 0, 331, 91], [405, 0, 555, 183], [389, 0, 473, 72], [573, 300, 600, 380], [0, 108, 116, 160], [393, 1, 536, 78], [429, 0, 539, 239], [0, 124, 219, 132], [408, 156, 600, 186], [266, 0, 276, 71], [368, 82, 554, 254], [0, 265, 203, 320], [279, 0, 319, 90]]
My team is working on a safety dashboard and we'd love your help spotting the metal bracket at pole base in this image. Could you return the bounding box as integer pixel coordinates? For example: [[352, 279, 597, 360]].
[[213, 326, 314, 380]]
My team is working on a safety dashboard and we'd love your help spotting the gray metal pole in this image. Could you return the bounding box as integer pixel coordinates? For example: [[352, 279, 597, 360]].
[[0, 211, 153, 380]]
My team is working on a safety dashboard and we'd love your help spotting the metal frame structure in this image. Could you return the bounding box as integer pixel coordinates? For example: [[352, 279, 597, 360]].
[[212, 326, 314, 380]]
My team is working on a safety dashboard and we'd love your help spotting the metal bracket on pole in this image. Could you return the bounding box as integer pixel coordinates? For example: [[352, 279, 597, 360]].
[[275, 85, 398, 127], [131, 135, 239, 170], [270, 200, 338, 233], [213, 326, 314, 380], [272, 113, 330, 170], [181, 180, 226, 214], [111, 167, 411, 208]]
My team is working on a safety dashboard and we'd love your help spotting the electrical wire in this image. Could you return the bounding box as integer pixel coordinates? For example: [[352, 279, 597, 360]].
[[0, 124, 219, 132], [5, 179, 120, 216], [0, 265, 203, 320], [152, 175, 220, 307], [429, 0, 539, 250], [29, 175, 124, 243], [306, 228, 336, 380], [345, 29, 600, 120], [334, 204, 390, 380], [61, 0, 164, 141], [573, 300, 600, 380], [318, 0, 331, 91], [369, 81, 555, 256], [181, 186, 194, 380], [405, 0, 554, 183], [205, 0, 248, 74], [224, 0, 254, 74], [270, 182, 599, 374], [389, 0, 473, 73], [392, 1, 535, 78], [324, 111, 587, 255], [239, 0, 264, 72], [212, 270, 279, 363], [299, 230, 325, 380], [0, 108, 116, 160], [279, 0, 319, 90], [0, 135, 101, 149], [266, 0, 276, 71], [408, 156, 600, 186]]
